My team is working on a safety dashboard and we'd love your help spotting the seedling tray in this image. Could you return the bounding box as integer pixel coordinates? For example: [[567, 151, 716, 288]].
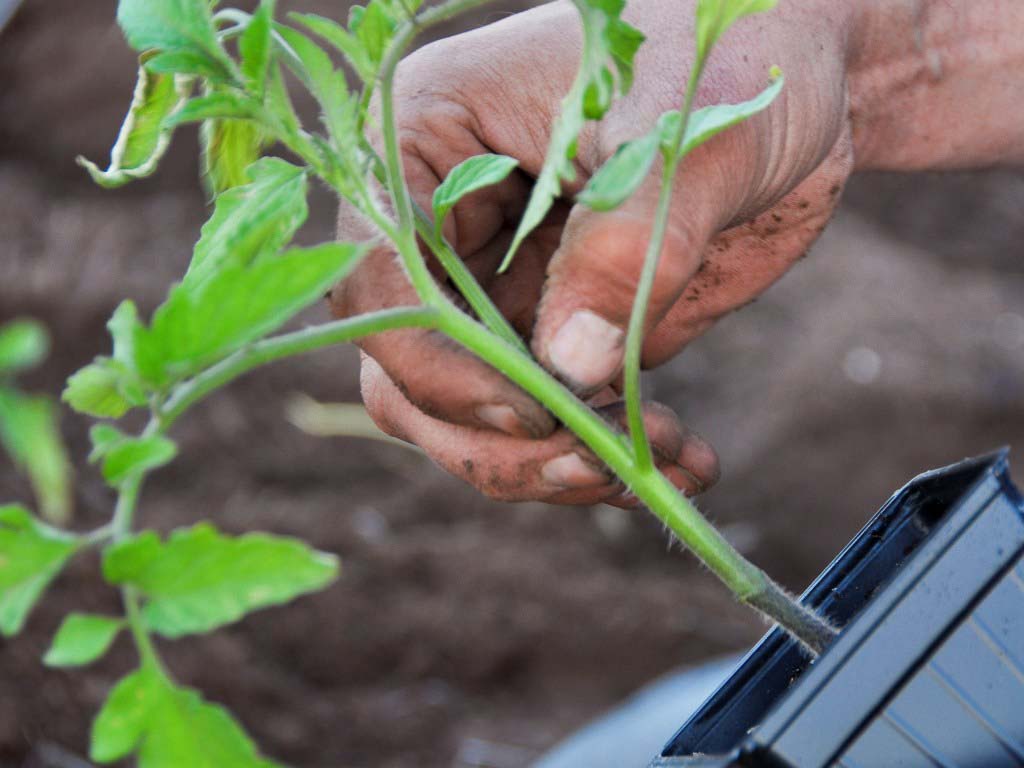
[[652, 450, 1024, 768]]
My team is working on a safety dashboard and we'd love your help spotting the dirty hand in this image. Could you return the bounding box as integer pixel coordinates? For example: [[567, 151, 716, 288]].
[[332, 0, 1024, 507]]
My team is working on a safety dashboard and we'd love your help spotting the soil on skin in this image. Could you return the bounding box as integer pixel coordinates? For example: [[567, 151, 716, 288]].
[[2, 2, 1023, 767]]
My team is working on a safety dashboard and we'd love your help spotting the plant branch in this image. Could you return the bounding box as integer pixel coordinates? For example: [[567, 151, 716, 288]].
[[437, 304, 834, 653], [623, 66, 701, 471], [160, 307, 439, 428]]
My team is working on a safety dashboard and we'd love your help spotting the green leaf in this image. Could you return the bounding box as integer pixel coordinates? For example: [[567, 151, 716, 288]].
[[577, 129, 660, 211], [0, 320, 48, 374], [92, 667, 281, 767], [0, 388, 73, 525], [200, 118, 267, 197], [101, 435, 177, 487], [695, 0, 777, 65], [116, 0, 234, 79], [44, 613, 124, 667], [183, 157, 308, 290], [136, 242, 367, 385], [682, 70, 783, 155], [62, 301, 148, 419], [264, 64, 302, 140], [76, 58, 193, 189], [0, 505, 79, 636], [290, 12, 373, 82], [501, 0, 644, 270], [91, 668, 158, 763], [144, 50, 234, 82], [164, 93, 262, 129], [62, 361, 133, 419], [353, 0, 397, 69], [103, 523, 339, 638], [240, 0, 276, 97], [274, 25, 357, 144], [432, 154, 519, 231], [89, 424, 127, 464]]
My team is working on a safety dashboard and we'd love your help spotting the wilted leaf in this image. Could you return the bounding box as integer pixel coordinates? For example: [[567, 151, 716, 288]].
[[77, 59, 193, 189], [200, 118, 267, 197], [44, 613, 124, 667], [102, 523, 339, 637], [432, 154, 518, 231], [0, 505, 79, 636]]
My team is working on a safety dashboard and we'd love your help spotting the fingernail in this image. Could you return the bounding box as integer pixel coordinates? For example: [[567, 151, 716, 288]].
[[476, 404, 535, 438], [542, 453, 608, 489], [548, 310, 625, 391]]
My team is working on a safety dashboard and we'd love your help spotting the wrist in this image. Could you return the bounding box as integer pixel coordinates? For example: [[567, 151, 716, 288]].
[[846, 0, 1024, 171]]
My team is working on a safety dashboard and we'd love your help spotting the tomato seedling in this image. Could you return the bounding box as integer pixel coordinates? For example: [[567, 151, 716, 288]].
[[1, 0, 834, 764]]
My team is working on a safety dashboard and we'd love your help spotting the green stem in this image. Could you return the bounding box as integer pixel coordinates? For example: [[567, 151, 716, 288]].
[[160, 307, 438, 428], [413, 209, 528, 353], [623, 66, 701, 471], [437, 305, 834, 653], [376, 0, 504, 304]]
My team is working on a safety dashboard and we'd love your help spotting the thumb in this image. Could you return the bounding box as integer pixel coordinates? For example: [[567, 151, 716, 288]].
[[531, 182, 726, 394]]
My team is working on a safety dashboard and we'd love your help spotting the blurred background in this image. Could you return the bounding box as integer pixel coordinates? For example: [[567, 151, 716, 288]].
[[1, 1, 1022, 766]]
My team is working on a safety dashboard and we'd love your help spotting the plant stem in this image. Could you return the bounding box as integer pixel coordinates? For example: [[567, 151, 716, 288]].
[[436, 306, 833, 651], [623, 67, 701, 472], [375, 0, 502, 303], [160, 307, 438, 428]]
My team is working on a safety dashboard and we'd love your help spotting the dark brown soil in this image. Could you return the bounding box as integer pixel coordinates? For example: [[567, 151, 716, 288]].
[[1, 2, 1023, 767]]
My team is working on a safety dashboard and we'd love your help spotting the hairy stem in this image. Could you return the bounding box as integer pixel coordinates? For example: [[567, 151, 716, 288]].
[[160, 307, 438, 428], [623, 66, 701, 471], [436, 305, 834, 652]]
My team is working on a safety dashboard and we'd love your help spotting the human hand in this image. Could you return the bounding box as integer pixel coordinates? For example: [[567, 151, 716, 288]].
[[332, 0, 857, 507]]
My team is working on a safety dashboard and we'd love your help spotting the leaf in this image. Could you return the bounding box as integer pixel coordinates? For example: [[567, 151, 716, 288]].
[[103, 523, 339, 638], [0, 388, 73, 525], [432, 154, 518, 231], [290, 12, 373, 82], [116, 0, 234, 79], [164, 93, 262, 129], [0, 505, 79, 636], [89, 424, 127, 464], [62, 361, 134, 419], [273, 25, 356, 144], [183, 157, 308, 291], [44, 613, 124, 667], [240, 0, 276, 97], [682, 70, 783, 155], [101, 435, 178, 487], [200, 118, 268, 197], [0, 319, 48, 374], [500, 0, 644, 270], [577, 129, 660, 211], [695, 0, 777, 65], [92, 668, 281, 767], [353, 0, 397, 70], [76, 59, 193, 189], [136, 242, 368, 385], [144, 50, 234, 82], [63, 301, 148, 418]]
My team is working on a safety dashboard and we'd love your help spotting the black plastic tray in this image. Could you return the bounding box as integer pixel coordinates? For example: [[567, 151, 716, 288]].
[[652, 450, 1024, 768]]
